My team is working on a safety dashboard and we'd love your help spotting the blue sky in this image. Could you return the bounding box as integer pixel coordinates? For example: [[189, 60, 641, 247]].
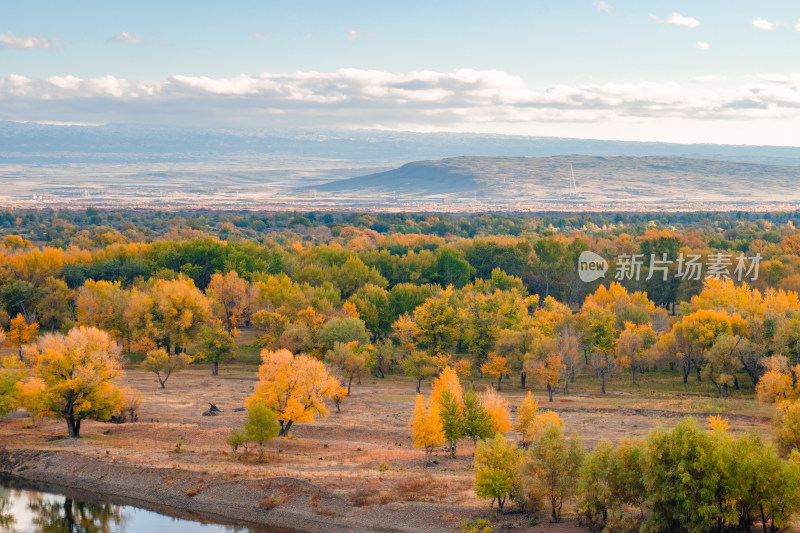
[[2, 1, 800, 145]]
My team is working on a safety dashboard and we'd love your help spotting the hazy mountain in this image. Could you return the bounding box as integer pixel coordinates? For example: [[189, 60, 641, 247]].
[[306, 155, 800, 202]]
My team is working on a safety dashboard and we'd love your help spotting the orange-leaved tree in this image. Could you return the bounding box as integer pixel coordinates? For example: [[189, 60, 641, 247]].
[[25, 326, 123, 438], [248, 349, 341, 436], [480, 387, 511, 434], [481, 353, 510, 391]]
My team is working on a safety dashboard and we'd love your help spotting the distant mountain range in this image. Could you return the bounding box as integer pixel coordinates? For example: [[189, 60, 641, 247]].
[[303, 155, 800, 203]]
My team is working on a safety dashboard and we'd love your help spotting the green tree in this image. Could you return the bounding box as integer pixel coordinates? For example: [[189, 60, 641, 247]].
[[519, 420, 584, 523], [643, 417, 728, 532], [244, 400, 280, 461], [196, 324, 237, 376], [474, 434, 521, 513], [318, 316, 368, 351], [462, 389, 495, 450], [580, 439, 615, 527], [35, 276, 72, 332], [143, 348, 192, 388], [439, 389, 464, 458], [413, 286, 462, 356]]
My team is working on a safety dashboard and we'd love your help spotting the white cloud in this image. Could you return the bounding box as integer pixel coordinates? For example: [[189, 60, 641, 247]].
[[348, 29, 359, 41], [111, 31, 143, 45], [694, 41, 709, 50], [795, 20, 800, 32], [3, 69, 800, 139], [593, 1, 611, 13], [752, 18, 774, 31], [651, 13, 700, 29], [0, 32, 54, 49]]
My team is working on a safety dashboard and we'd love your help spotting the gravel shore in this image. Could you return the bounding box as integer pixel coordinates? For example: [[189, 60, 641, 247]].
[[0, 448, 472, 532]]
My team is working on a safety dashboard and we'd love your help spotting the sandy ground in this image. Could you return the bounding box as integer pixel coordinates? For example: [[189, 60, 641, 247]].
[[0, 361, 777, 532]]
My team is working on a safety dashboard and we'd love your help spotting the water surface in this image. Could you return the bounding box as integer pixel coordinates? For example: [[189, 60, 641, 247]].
[[0, 476, 282, 533]]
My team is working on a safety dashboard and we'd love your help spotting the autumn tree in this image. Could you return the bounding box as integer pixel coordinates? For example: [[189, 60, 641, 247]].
[[75, 280, 127, 339], [150, 276, 211, 354], [481, 353, 510, 391], [248, 349, 341, 436], [196, 324, 237, 376], [402, 351, 439, 393], [25, 326, 124, 438], [206, 270, 251, 334], [474, 434, 521, 513], [143, 348, 192, 388], [0, 356, 25, 416], [515, 391, 539, 447], [581, 306, 619, 394], [326, 341, 371, 393], [615, 322, 655, 386], [756, 355, 797, 404], [702, 335, 748, 398], [8, 313, 38, 360], [480, 387, 511, 434], [410, 394, 445, 466]]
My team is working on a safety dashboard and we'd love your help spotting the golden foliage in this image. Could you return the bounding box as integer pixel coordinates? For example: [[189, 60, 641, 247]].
[[479, 387, 511, 434]]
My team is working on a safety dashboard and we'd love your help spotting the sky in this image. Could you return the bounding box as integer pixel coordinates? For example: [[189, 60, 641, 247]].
[[1, 1, 800, 145]]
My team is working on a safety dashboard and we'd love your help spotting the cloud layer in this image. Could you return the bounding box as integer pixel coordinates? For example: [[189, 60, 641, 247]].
[[1, 69, 800, 140]]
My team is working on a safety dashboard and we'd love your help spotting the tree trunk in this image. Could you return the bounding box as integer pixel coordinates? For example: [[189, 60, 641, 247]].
[[520, 372, 526, 388], [696, 365, 702, 382], [548, 385, 553, 402], [416, 377, 422, 393], [563, 379, 569, 395], [213, 361, 219, 376], [18, 346, 22, 361], [683, 362, 690, 384], [601, 372, 606, 394], [632, 366, 637, 386], [497, 376, 502, 391], [348, 376, 353, 394], [278, 420, 293, 437], [66, 416, 81, 438]]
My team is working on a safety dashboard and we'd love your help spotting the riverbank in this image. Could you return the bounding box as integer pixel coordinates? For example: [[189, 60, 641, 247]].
[[0, 447, 471, 533]]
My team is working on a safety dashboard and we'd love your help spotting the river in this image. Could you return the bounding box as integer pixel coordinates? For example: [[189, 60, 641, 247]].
[[0, 475, 283, 533]]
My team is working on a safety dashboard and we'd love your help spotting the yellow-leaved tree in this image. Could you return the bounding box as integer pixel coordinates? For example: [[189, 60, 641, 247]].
[[206, 271, 251, 334], [25, 326, 123, 438], [248, 349, 341, 436], [515, 391, 539, 447], [410, 394, 445, 466], [8, 313, 38, 360]]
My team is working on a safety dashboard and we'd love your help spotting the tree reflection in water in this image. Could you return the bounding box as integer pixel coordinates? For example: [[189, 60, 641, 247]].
[[0, 488, 15, 530], [27, 494, 124, 533]]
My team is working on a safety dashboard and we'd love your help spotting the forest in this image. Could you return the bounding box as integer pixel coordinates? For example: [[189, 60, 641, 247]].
[[3, 208, 800, 532]]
